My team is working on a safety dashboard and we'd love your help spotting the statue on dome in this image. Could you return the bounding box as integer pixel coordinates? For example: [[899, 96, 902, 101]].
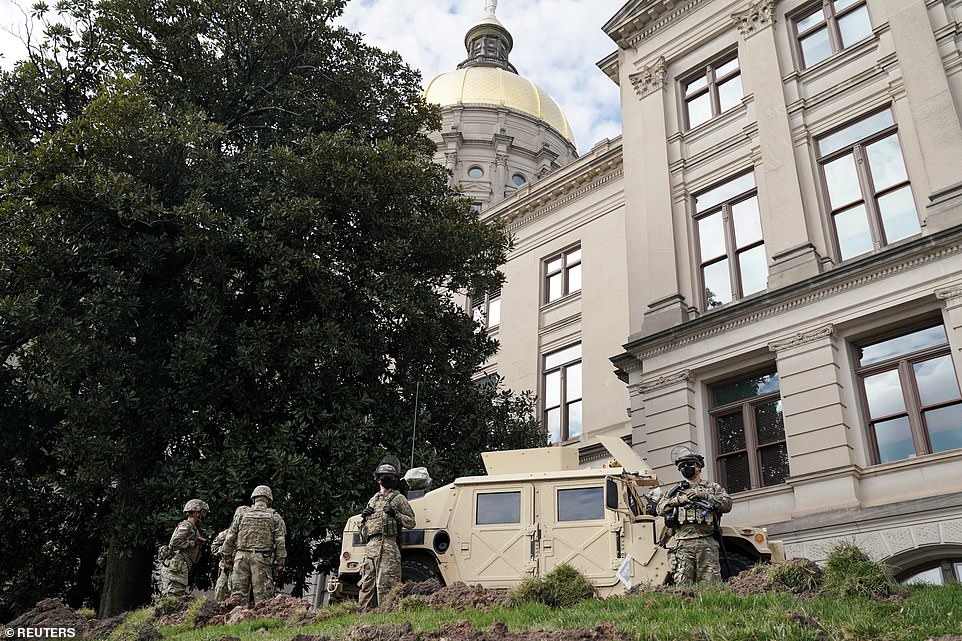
[[485, 0, 497, 19]]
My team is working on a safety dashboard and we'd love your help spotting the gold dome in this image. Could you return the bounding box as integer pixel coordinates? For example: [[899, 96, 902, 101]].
[[424, 66, 575, 146]]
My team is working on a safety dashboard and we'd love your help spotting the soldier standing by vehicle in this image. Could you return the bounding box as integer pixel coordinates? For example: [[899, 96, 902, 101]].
[[657, 447, 732, 584], [160, 499, 209, 597], [222, 485, 287, 605], [358, 463, 416, 610], [210, 528, 232, 602]]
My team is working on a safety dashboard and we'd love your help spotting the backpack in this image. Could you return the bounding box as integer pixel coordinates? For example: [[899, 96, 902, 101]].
[[157, 544, 175, 562]]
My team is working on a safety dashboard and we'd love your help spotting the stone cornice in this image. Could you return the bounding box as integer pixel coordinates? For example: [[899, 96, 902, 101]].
[[935, 284, 962, 300], [629, 56, 668, 100], [768, 324, 836, 353], [604, 0, 711, 48], [640, 369, 693, 393], [731, 0, 776, 39]]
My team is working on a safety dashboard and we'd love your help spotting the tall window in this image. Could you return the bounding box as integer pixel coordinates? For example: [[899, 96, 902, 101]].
[[543, 344, 582, 443], [711, 371, 788, 492], [544, 246, 581, 303], [693, 171, 767, 309], [817, 108, 919, 261], [856, 323, 962, 464], [682, 53, 742, 129], [794, 0, 872, 69], [471, 290, 501, 329]]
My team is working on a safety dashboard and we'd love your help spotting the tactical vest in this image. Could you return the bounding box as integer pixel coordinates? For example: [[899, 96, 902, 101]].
[[678, 505, 713, 525], [236, 506, 276, 551], [363, 490, 401, 538]]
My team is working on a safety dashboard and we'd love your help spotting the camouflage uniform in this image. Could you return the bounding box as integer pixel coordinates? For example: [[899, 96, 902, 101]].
[[357, 489, 416, 609], [160, 519, 201, 597], [211, 529, 232, 602], [222, 498, 287, 604], [657, 480, 732, 584]]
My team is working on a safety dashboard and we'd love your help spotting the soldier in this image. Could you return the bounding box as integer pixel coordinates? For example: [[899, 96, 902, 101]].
[[160, 498, 209, 597], [657, 447, 732, 584], [222, 485, 287, 605], [210, 528, 232, 602], [357, 463, 416, 610]]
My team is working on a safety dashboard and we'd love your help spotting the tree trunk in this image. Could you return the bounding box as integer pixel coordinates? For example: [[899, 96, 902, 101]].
[[97, 539, 153, 617]]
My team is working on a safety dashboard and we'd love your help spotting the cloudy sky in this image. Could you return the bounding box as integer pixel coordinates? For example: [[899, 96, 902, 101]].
[[0, 0, 623, 152]]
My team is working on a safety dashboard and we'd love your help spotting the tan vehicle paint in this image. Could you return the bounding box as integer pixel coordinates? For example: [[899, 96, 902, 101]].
[[329, 437, 784, 598]]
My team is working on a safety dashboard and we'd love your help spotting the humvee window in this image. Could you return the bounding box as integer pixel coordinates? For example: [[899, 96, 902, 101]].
[[476, 491, 521, 525], [557, 487, 604, 521]]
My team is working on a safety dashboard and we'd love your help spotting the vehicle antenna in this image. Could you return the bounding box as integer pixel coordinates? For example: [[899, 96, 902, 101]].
[[410, 381, 421, 469]]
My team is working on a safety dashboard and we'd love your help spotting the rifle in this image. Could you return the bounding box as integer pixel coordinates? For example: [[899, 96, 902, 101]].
[[657, 481, 689, 548]]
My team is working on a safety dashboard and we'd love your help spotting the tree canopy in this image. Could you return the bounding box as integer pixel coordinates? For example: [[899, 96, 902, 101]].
[[0, 0, 543, 619]]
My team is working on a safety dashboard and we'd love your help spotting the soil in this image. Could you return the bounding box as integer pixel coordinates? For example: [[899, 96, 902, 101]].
[[384, 581, 509, 612], [725, 565, 771, 596], [347, 621, 631, 641], [211, 594, 313, 626]]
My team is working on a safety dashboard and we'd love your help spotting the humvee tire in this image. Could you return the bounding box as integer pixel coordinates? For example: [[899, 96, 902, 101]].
[[721, 546, 759, 580], [401, 559, 443, 584]]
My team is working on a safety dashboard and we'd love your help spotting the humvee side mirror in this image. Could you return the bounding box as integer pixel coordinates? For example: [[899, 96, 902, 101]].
[[605, 478, 619, 510]]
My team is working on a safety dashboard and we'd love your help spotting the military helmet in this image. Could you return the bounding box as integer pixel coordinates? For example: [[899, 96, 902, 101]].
[[670, 445, 705, 468], [374, 463, 398, 478], [183, 499, 209, 514], [251, 485, 273, 501]]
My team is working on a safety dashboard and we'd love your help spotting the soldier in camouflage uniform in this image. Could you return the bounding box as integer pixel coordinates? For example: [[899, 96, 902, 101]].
[[657, 448, 732, 584], [210, 529, 232, 602], [358, 463, 416, 610], [222, 485, 287, 605], [160, 499, 209, 597]]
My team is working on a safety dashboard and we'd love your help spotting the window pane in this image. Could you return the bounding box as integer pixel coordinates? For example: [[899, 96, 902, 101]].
[[687, 93, 712, 128], [698, 212, 726, 260], [545, 344, 581, 369], [720, 453, 751, 493], [797, 8, 826, 32], [903, 566, 945, 586], [864, 369, 906, 419], [716, 58, 739, 78], [547, 273, 563, 301], [878, 186, 920, 244], [834, 204, 873, 260], [488, 297, 501, 327], [823, 154, 862, 209], [865, 134, 908, 191], [738, 244, 768, 296], [732, 197, 762, 248], [547, 408, 561, 443], [686, 75, 708, 95], [800, 27, 832, 68], [818, 110, 894, 156], [557, 487, 604, 522], [914, 356, 962, 407], [566, 362, 582, 401], [859, 325, 948, 366], [477, 491, 521, 525], [545, 371, 561, 408], [566, 248, 582, 264], [546, 257, 563, 273], [567, 263, 582, 293], [838, 4, 872, 48], [755, 400, 785, 445], [925, 403, 962, 453], [713, 373, 779, 406], [834, 0, 861, 11], [874, 416, 915, 463], [704, 259, 733, 308], [694, 172, 756, 212], [718, 75, 743, 112], [760, 443, 790, 486], [716, 411, 746, 453], [568, 400, 583, 438]]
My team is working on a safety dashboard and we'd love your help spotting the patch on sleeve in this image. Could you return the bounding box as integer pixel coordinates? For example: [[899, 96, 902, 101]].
[[178, 523, 190, 530]]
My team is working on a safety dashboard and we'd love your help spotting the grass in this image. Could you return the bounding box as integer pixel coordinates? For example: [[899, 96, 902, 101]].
[[155, 582, 962, 641]]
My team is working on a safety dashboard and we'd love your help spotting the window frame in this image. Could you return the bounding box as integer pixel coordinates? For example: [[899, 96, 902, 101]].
[[816, 108, 918, 262], [709, 369, 788, 492], [854, 322, 962, 465], [470, 290, 501, 329], [542, 343, 583, 444], [692, 171, 765, 310], [681, 51, 742, 131], [792, 0, 872, 70], [543, 245, 582, 304]]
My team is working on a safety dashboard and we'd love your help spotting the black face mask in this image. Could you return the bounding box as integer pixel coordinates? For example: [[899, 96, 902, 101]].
[[380, 477, 398, 489], [680, 465, 698, 480]]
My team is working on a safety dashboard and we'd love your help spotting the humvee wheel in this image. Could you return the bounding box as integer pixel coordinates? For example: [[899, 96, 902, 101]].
[[401, 559, 442, 584], [722, 548, 760, 580]]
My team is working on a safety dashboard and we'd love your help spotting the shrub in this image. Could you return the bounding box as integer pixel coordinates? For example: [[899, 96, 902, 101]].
[[821, 543, 899, 599], [507, 564, 596, 609]]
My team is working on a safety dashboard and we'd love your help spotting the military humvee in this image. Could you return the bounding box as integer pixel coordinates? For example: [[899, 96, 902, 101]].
[[328, 437, 783, 599]]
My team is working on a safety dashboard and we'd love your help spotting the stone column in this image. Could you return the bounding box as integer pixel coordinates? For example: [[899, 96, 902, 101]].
[[625, 57, 689, 335], [769, 325, 860, 514], [732, 0, 821, 288], [878, 0, 962, 230], [936, 284, 962, 384], [639, 369, 699, 481], [625, 373, 649, 460], [495, 152, 509, 202]]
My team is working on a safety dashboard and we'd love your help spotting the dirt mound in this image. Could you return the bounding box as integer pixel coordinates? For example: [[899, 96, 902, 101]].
[[385, 581, 509, 612], [153, 597, 219, 628], [5, 599, 95, 637], [726, 564, 771, 596], [210, 594, 312, 626], [349, 620, 630, 641]]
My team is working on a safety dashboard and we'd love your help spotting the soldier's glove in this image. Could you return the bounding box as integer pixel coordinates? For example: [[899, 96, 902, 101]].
[[224, 559, 234, 570], [273, 563, 284, 575], [383, 505, 397, 517], [361, 506, 375, 518], [691, 487, 711, 500]]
